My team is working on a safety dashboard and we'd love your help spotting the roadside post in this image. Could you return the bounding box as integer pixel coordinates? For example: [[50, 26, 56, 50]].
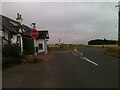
[[74, 48, 77, 52], [30, 23, 39, 59]]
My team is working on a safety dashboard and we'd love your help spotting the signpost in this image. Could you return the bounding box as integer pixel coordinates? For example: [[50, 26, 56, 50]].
[[30, 29, 39, 57], [30, 29, 39, 39]]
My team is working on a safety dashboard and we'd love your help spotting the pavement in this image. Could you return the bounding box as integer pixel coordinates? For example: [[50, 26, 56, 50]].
[[2, 47, 118, 88]]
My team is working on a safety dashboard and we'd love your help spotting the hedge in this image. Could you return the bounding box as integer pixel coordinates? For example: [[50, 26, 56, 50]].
[[23, 37, 34, 55]]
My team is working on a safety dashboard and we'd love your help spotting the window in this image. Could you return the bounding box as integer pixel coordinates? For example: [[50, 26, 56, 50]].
[[17, 36, 21, 44], [38, 44, 43, 50]]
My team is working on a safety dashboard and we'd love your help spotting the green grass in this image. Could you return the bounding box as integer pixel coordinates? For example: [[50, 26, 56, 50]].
[[49, 44, 86, 51], [105, 45, 120, 58]]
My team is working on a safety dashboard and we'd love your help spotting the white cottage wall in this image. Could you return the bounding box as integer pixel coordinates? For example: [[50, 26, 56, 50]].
[[35, 39, 45, 53], [11, 35, 17, 44], [0, 31, 2, 37]]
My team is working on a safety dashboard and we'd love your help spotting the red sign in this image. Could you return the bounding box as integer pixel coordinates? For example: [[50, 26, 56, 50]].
[[30, 29, 39, 38]]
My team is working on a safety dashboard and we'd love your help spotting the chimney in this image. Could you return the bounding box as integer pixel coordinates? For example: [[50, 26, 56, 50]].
[[19, 15, 22, 20], [31, 22, 36, 29], [16, 13, 20, 20], [16, 13, 23, 24]]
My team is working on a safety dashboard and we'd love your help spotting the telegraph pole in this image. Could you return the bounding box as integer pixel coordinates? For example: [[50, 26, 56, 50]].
[[116, 1, 120, 46], [59, 38, 61, 45]]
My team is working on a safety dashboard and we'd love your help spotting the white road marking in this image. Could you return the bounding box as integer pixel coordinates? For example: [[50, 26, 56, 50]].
[[69, 51, 98, 66], [81, 56, 98, 66], [81, 52, 83, 56], [81, 57, 85, 60]]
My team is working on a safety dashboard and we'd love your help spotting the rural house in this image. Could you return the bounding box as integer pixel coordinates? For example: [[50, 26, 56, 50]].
[[0, 14, 49, 54], [0, 14, 33, 54], [1, 14, 22, 45]]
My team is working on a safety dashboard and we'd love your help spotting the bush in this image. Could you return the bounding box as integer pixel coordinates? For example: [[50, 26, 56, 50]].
[[2, 43, 20, 58], [23, 37, 34, 55]]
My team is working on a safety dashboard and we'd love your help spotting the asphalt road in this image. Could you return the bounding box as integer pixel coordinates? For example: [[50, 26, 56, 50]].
[[2, 47, 118, 88], [0, 42, 2, 89]]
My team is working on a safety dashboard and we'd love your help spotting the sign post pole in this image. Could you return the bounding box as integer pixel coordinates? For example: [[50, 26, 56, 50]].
[[30, 23, 39, 62], [34, 38, 37, 56]]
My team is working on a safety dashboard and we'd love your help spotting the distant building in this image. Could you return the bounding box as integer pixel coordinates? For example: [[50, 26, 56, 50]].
[[48, 44, 59, 48]]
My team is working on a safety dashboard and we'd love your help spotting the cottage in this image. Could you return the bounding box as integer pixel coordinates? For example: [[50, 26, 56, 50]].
[[1, 14, 49, 54], [0, 14, 32, 54], [0, 14, 22, 45], [35, 31, 49, 54]]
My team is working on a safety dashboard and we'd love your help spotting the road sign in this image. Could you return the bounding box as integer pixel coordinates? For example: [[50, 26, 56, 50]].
[[30, 29, 39, 38]]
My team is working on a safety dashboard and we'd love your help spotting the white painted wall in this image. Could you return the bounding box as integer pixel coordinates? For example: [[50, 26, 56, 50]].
[[35, 39, 48, 53], [11, 34, 23, 53], [16, 34, 23, 53], [11, 35, 17, 44], [0, 31, 2, 37], [35, 39, 44, 53]]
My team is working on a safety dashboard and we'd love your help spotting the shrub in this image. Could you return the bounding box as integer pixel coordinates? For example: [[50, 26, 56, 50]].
[[2, 43, 20, 58], [23, 37, 34, 55]]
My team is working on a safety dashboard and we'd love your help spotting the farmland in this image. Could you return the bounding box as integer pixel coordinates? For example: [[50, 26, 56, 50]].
[[88, 45, 119, 58]]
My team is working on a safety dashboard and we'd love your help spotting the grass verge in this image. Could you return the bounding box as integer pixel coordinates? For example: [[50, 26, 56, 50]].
[[88, 45, 119, 58], [105, 45, 120, 58]]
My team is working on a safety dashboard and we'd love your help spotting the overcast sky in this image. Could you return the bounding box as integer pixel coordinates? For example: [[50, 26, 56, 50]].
[[2, 2, 118, 44]]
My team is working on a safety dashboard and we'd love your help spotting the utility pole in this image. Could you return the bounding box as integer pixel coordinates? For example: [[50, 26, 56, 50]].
[[116, 1, 120, 46], [59, 38, 61, 45]]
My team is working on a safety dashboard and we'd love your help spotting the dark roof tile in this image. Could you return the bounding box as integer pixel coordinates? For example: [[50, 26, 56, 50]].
[[36, 31, 49, 39]]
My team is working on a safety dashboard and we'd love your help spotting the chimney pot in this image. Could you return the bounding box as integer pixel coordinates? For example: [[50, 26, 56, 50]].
[[16, 13, 20, 20]]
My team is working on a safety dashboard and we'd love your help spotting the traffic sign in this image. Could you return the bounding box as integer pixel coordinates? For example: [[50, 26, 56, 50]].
[[30, 29, 39, 38]]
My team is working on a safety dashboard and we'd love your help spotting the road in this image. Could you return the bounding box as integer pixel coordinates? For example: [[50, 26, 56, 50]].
[[0, 41, 2, 89], [2, 47, 118, 88]]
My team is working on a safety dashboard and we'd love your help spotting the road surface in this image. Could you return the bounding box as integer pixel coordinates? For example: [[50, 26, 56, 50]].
[[2, 47, 118, 88]]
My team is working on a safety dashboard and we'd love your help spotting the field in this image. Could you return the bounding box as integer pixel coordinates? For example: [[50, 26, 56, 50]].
[[48, 44, 86, 52], [89, 45, 119, 58], [48, 44, 119, 58]]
